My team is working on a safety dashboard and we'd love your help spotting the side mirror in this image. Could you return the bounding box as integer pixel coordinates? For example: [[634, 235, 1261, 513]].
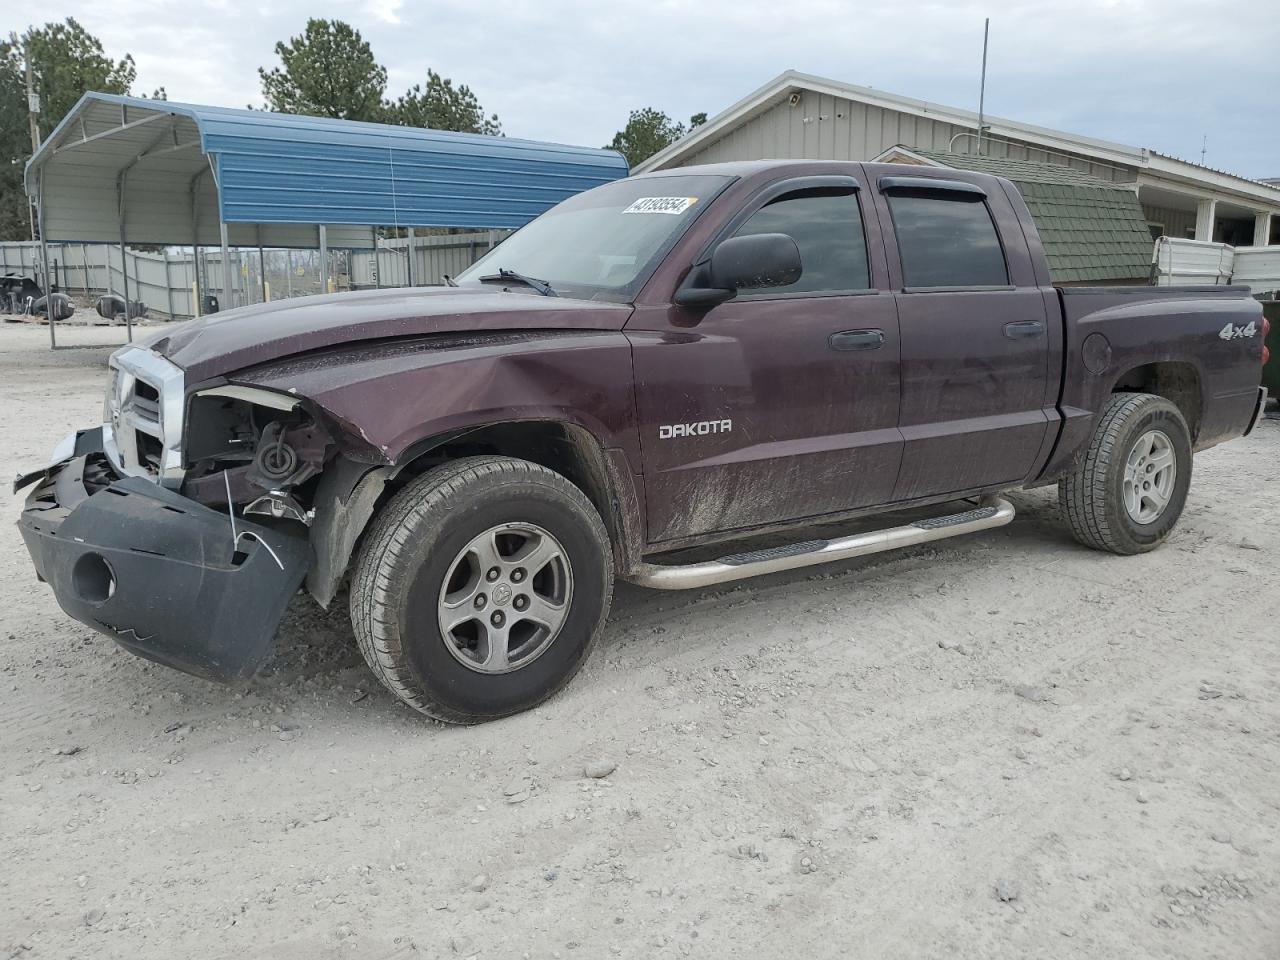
[[711, 233, 802, 291], [673, 233, 802, 308]]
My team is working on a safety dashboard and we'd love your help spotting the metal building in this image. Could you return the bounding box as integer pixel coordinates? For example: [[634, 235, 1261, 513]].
[[25, 92, 628, 343], [637, 71, 1280, 249]]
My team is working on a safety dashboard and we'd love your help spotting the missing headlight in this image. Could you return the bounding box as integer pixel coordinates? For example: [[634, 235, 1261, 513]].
[[182, 390, 332, 511]]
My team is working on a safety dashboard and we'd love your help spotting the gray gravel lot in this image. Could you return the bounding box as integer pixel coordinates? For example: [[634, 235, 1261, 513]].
[[3, 322, 1278, 960]]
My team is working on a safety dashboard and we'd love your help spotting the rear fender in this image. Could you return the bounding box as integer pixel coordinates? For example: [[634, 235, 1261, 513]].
[[1039, 291, 1260, 482]]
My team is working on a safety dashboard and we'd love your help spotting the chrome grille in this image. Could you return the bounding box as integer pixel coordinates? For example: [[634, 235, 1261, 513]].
[[102, 347, 186, 488], [132, 382, 161, 423]]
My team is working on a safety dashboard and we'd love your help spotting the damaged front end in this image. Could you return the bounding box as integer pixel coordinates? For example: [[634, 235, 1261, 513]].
[[17, 431, 310, 682], [180, 383, 334, 521], [13, 351, 339, 682]]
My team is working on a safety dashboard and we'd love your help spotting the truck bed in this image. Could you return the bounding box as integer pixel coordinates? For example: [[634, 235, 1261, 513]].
[[1037, 282, 1265, 484]]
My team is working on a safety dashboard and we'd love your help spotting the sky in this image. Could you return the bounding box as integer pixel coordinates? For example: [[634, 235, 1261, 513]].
[[22, 0, 1280, 179]]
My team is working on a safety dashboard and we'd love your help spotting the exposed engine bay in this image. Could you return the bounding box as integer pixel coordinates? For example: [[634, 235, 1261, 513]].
[[180, 391, 335, 525]]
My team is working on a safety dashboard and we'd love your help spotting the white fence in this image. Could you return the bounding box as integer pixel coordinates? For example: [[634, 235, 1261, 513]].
[[2, 242, 201, 318], [1231, 246, 1280, 296], [349, 231, 508, 288], [1152, 237, 1280, 295], [1, 231, 504, 321], [1152, 237, 1236, 286]]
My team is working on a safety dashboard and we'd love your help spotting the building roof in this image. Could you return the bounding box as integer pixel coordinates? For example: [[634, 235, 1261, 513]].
[[26, 93, 628, 247], [635, 71, 1280, 212], [885, 146, 1155, 284], [898, 148, 1119, 187]]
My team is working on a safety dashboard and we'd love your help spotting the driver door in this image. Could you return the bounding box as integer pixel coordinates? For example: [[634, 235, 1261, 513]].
[[628, 176, 903, 544]]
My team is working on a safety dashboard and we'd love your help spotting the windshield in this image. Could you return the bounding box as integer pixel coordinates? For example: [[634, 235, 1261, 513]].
[[455, 174, 733, 302]]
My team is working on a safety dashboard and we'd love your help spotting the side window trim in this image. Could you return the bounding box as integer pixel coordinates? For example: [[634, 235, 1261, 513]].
[[883, 190, 1012, 291], [706, 175, 863, 251], [878, 175, 987, 198], [899, 284, 1016, 294], [736, 286, 883, 302], [694, 175, 875, 298]]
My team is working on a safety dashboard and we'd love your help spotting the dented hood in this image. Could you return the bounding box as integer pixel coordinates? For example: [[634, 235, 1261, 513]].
[[144, 286, 633, 382]]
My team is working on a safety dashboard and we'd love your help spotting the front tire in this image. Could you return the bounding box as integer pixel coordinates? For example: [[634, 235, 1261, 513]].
[[351, 456, 613, 723], [1058, 392, 1192, 555]]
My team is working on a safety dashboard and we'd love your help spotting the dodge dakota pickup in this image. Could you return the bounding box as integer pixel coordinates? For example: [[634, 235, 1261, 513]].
[[16, 160, 1269, 723]]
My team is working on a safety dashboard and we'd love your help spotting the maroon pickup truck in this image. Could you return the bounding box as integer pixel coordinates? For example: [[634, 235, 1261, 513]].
[[17, 160, 1269, 723]]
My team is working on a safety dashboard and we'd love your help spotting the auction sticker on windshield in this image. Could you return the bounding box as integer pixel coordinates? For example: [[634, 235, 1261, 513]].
[[623, 197, 698, 215]]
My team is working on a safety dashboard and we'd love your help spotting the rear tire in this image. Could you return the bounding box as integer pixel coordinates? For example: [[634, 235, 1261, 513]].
[[350, 456, 613, 723], [1058, 392, 1192, 555]]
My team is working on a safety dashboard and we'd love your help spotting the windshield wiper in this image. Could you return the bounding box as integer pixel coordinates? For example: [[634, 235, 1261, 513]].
[[478, 267, 557, 297]]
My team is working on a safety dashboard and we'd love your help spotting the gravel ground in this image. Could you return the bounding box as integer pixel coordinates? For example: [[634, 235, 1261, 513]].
[[3, 322, 1278, 960]]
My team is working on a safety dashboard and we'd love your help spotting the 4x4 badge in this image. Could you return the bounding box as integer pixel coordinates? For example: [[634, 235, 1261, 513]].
[[1218, 321, 1257, 341]]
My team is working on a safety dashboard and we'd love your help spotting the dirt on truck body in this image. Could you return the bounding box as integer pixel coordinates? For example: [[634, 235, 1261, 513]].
[[15, 160, 1269, 722]]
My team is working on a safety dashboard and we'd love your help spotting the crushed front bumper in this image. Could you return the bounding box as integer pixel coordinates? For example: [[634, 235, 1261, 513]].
[[16, 436, 311, 683]]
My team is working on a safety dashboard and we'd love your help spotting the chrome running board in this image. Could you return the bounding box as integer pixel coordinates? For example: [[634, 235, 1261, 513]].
[[625, 496, 1015, 590]]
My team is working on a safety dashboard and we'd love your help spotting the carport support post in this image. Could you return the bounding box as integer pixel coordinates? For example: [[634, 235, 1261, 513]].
[[258, 243, 267, 303], [37, 169, 55, 349], [192, 243, 201, 316], [220, 222, 231, 309], [162, 248, 175, 320], [117, 172, 134, 342], [318, 225, 328, 294], [190, 175, 203, 316], [407, 227, 416, 286], [117, 232, 133, 341]]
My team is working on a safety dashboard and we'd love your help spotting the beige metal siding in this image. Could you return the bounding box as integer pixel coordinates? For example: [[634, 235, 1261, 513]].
[[1141, 204, 1197, 239], [680, 92, 1135, 184]]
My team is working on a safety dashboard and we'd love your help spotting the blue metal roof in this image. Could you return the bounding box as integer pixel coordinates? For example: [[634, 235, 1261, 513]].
[[30, 93, 629, 231]]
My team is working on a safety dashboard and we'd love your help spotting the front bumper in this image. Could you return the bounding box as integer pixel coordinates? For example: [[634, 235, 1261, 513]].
[[17, 438, 311, 683]]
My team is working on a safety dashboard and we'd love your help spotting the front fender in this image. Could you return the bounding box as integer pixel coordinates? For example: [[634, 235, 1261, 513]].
[[234, 331, 641, 468], [235, 332, 645, 601]]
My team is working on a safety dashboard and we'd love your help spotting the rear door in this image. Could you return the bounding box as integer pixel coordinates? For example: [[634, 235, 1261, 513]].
[[871, 173, 1054, 500], [628, 174, 903, 543]]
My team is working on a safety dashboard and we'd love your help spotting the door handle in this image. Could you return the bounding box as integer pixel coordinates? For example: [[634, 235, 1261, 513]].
[[1003, 320, 1045, 339], [830, 328, 885, 351]]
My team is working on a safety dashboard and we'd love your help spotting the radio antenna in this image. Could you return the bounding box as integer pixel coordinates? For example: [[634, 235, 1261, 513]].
[[976, 18, 990, 156]]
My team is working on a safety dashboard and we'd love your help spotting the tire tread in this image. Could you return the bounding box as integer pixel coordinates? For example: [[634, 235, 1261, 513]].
[[349, 456, 612, 723], [1058, 392, 1188, 555]]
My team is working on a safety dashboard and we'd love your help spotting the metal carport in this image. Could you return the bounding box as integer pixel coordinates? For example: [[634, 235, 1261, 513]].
[[25, 92, 629, 346]]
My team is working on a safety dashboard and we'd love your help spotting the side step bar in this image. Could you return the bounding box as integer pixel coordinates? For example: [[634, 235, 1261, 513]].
[[625, 496, 1015, 590]]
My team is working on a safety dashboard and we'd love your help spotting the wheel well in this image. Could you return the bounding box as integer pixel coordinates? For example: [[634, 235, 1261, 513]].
[[1112, 361, 1202, 441], [393, 421, 633, 567]]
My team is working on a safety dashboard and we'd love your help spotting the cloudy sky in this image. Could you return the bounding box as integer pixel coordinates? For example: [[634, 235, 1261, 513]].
[[26, 0, 1280, 178]]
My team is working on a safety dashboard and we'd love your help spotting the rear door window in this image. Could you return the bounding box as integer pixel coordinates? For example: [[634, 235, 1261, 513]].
[[887, 193, 1009, 288]]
